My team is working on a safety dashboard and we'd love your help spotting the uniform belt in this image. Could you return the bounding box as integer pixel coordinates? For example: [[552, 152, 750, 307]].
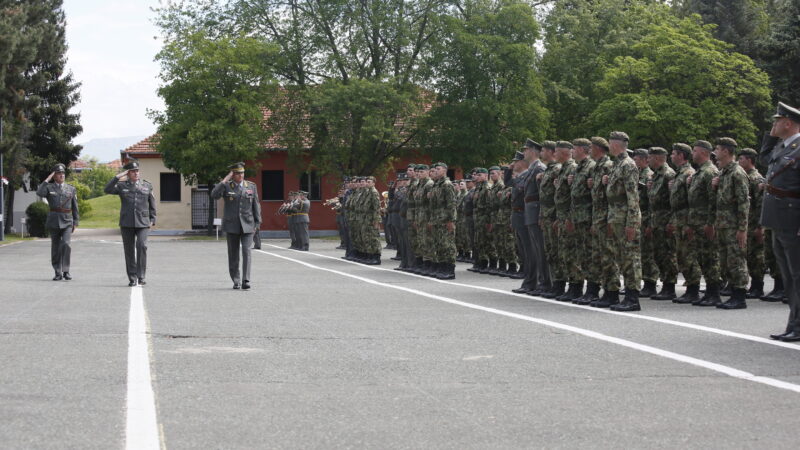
[[50, 207, 72, 213], [766, 184, 800, 199], [524, 196, 539, 203], [512, 207, 524, 212]]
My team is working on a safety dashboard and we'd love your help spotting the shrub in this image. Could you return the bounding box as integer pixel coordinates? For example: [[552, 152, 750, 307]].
[[25, 201, 50, 237], [71, 180, 93, 219]]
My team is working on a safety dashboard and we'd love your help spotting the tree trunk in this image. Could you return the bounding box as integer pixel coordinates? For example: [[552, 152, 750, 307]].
[[206, 182, 216, 236], [3, 187, 15, 234]]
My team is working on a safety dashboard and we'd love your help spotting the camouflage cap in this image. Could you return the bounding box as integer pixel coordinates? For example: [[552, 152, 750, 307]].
[[693, 140, 713, 151], [609, 131, 629, 142], [432, 162, 448, 169], [632, 148, 649, 158], [464, 174, 474, 181], [415, 164, 429, 170], [572, 138, 592, 148], [648, 147, 668, 156], [716, 137, 738, 149], [591, 136, 610, 150], [542, 140, 557, 150], [738, 147, 758, 158], [672, 143, 692, 156], [488, 165, 501, 172], [555, 140, 574, 149], [475, 167, 489, 174], [407, 163, 416, 168], [367, 176, 376, 181]]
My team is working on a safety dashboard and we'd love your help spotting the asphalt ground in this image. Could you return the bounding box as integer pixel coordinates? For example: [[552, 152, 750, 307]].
[[1, 234, 799, 449]]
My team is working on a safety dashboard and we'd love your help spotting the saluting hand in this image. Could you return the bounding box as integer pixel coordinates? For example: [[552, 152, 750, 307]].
[[222, 171, 233, 183], [446, 222, 455, 233], [45, 171, 55, 183], [116, 172, 128, 181]]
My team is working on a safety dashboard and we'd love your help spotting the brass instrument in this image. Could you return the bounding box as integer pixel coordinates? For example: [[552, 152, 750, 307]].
[[275, 198, 300, 215], [324, 197, 342, 211]]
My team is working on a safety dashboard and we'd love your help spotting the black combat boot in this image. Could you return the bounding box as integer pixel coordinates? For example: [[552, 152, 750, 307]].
[[611, 289, 641, 312], [543, 280, 566, 299], [719, 281, 733, 297], [761, 277, 784, 302], [508, 263, 523, 279], [419, 260, 433, 276], [652, 282, 677, 301], [436, 263, 456, 280], [694, 283, 721, 306], [717, 287, 747, 309], [594, 290, 620, 308], [493, 260, 508, 276], [366, 254, 381, 265], [480, 259, 497, 274], [465, 251, 473, 263], [674, 284, 699, 304], [746, 279, 764, 299], [640, 280, 657, 298], [565, 281, 584, 302], [574, 282, 599, 305], [410, 256, 424, 274], [528, 282, 551, 296]]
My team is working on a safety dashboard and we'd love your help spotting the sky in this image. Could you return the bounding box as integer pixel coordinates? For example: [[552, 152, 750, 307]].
[[63, 0, 165, 144]]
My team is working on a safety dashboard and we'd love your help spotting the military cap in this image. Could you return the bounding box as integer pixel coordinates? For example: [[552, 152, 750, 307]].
[[591, 136, 610, 150], [53, 163, 66, 173], [415, 164, 429, 170], [367, 176, 376, 181], [500, 165, 509, 171], [228, 162, 245, 173], [672, 143, 692, 156], [555, 140, 574, 149], [542, 140, 557, 150], [648, 147, 668, 156], [773, 101, 800, 123], [397, 173, 408, 180], [464, 174, 474, 181], [609, 131, 629, 142], [299, 190, 309, 196], [475, 167, 489, 174], [739, 148, 758, 158], [693, 140, 713, 151], [572, 138, 592, 148], [342, 176, 350, 182], [633, 148, 649, 158], [522, 138, 542, 150], [512, 151, 525, 161], [432, 162, 448, 169], [123, 160, 140, 171], [488, 165, 501, 172], [716, 137, 738, 149], [407, 163, 416, 168]]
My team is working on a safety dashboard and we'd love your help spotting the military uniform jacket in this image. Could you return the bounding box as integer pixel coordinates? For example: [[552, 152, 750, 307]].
[[105, 177, 157, 228], [648, 164, 676, 229], [687, 160, 719, 228], [37, 182, 79, 229], [474, 181, 493, 223], [759, 134, 800, 230], [669, 162, 695, 229], [296, 199, 311, 224], [414, 178, 433, 224], [638, 167, 654, 231], [363, 187, 381, 223], [715, 161, 749, 231], [210, 180, 261, 234], [489, 180, 505, 224], [539, 162, 562, 223], [430, 178, 456, 223], [570, 157, 595, 224], [494, 184, 513, 226], [745, 168, 765, 231], [605, 153, 641, 228], [590, 155, 614, 229], [523, 160, 546, 226], [554, 159, 576, 222], [464, 188, 476, 219]]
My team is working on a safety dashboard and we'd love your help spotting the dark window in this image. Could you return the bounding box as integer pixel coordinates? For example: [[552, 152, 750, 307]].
[[262, 170, 284, 200], [160, 173, 181, 202], [299, 171, 321, 200]]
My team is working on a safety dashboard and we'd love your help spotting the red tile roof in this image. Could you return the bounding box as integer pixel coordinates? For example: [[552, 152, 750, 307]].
[[123, 134, 161, 155], [69, 160, 91, 169], [106, 159, 122, 169]]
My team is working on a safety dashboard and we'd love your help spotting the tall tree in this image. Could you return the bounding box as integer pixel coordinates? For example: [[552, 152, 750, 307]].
[[674, 0, 770, 55], [756, 0, 800, 107]]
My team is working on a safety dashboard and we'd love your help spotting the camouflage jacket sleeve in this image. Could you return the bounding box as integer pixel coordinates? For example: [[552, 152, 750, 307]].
[[748, 170, 765, 230], [669, 165, 694, 229], [716, 165, 750, 232], [638, 168, 652, 229], [623, 162, 641, 228], [442, 182, 456, 223]]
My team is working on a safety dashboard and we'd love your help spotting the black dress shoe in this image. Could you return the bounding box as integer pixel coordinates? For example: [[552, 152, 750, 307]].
[[63, 272, 72, 281], [53, 273, 63, 281], [233, 283, 241, 290], [770, 331, 791, 340], [512, 287, 529, 294], [138, 279, 146, 286], [241, 282, 251, 290], [128, 280, 137, 287], [779, 331, 800, 342]]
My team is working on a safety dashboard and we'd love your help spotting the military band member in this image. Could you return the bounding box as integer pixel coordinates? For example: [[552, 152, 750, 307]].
[[761, 102, 800, 342], [394, 173, 413, 271], [105, 160, 156, 287], [286, 191, 298, 249], [210, 162, 261, 290], [737, 148, 766, 299], [511, 150, 534, 292], [37, 163, 79, 281], [295, 190, 311, 251], [520, 140, 549, 295]]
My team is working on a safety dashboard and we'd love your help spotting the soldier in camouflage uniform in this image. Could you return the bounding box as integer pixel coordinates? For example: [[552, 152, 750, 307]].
[[362, 176, 383, 264], [552, 141, 577, 299], [738, 148, 767, 299], [603, 131, 643, 312], [427, 162, 457, 279], [464, 174, 477, 264], [633, 149, 658, 297], [455, 179, 468, 261], [539, 141, 562, 297], [712, 138, 750, 309], [404, 166, 421, 270], [669, 143, 701, 303], [491, 166, 517, 276], [482, 166, 505, 275], [411, 165, 433, 273], [687, 140, 722, 306], [576, 137, 614, 306], [468, 168, 493, 273], [647, 147, 679, 300]]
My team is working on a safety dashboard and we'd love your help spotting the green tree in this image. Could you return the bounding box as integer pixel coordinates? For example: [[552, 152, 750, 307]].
[[587, 15, 771, 147], [674, 0, 770, 55], [756, 0, 800, 107], [150, 30, 277, 233], [69, 158, 117, 199]]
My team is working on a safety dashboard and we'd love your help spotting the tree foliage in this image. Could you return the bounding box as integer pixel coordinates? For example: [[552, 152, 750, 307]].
[[756, 0, 800, 107], [68, 158, 117, 199]]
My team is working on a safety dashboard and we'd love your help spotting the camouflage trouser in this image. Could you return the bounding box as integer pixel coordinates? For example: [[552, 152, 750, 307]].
[[718, 228, 748, 289], [590, 223, 614, 287], [432, 223, 456, 264], [609, 223, 642, 291], [652, 227, 678, 284], [362, 220, 382, 254], [573, 222, 591, 282], [474, 217, 495, 262], [685, 225, 720, 286], [466, 217, 475, 255], [747, 230, 766, 281], [409, 221, 419, 256], [558, 221, 581, 283], [494, 222, 517, 264], [676, 227, 700, 285], [351, 219, 364, 252], [641, 229, 659, 283], [456, 218, 468, 254], [764, 229, 782, 280], [422, 221, 435, 261], [543, 220, 564, 282]]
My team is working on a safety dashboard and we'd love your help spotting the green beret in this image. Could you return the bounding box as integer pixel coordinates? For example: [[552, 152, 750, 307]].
[[648, 147, 668, 156], [432, 162, 448, 169], [672, 143, 692, 155], [475, 167, 489, 174], [738, 147, 758, 157], [609, 131, 629, 142], [572, 138, 592, 148], [488, 165, 501, 172], [367, 176, 375, 181], [716, 137, 738, 149], [415, 164, 429, 170], [542, 140, 557, 150], [407, 163, 416, 168], [556, 140, 574, 149], [632, 148, 649, 158], [693, 140, 713, 151], [591, 137, 609, 150]]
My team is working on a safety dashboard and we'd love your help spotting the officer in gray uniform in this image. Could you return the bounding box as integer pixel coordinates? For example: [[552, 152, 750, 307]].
[[510, 149, 534, 293], [296, 190, 311, 251], [211, 162, 262, 290], [105, 160, 156, 286], [37, 163, 79, 280], [761, 102, 800, 342], [522, 139, 549, 295]]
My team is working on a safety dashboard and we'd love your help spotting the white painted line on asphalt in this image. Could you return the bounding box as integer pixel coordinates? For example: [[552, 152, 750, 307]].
[[257, 248, 800, 395], [125, 286, 161, 450], [267, 244, 800, 352]]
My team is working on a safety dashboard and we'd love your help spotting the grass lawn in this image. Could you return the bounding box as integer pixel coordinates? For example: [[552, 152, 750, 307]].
[[79, 195, 121, 228], [0, 233, 37, 246]]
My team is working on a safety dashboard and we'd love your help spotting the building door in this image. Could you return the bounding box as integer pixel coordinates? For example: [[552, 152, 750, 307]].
[[191, 189, 209, 229]]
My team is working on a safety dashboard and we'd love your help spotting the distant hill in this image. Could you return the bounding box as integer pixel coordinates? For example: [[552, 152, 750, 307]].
[[77, 135, 148, 163]]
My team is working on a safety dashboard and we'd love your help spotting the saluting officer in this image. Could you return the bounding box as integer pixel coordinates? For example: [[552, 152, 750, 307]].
[[105, 160, 156, 287], [211, 162, 262, 290], [37, 163, 79, 280]]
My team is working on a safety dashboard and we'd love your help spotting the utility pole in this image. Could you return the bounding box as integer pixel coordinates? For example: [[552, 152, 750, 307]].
[[1, 117, 5, 242]]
